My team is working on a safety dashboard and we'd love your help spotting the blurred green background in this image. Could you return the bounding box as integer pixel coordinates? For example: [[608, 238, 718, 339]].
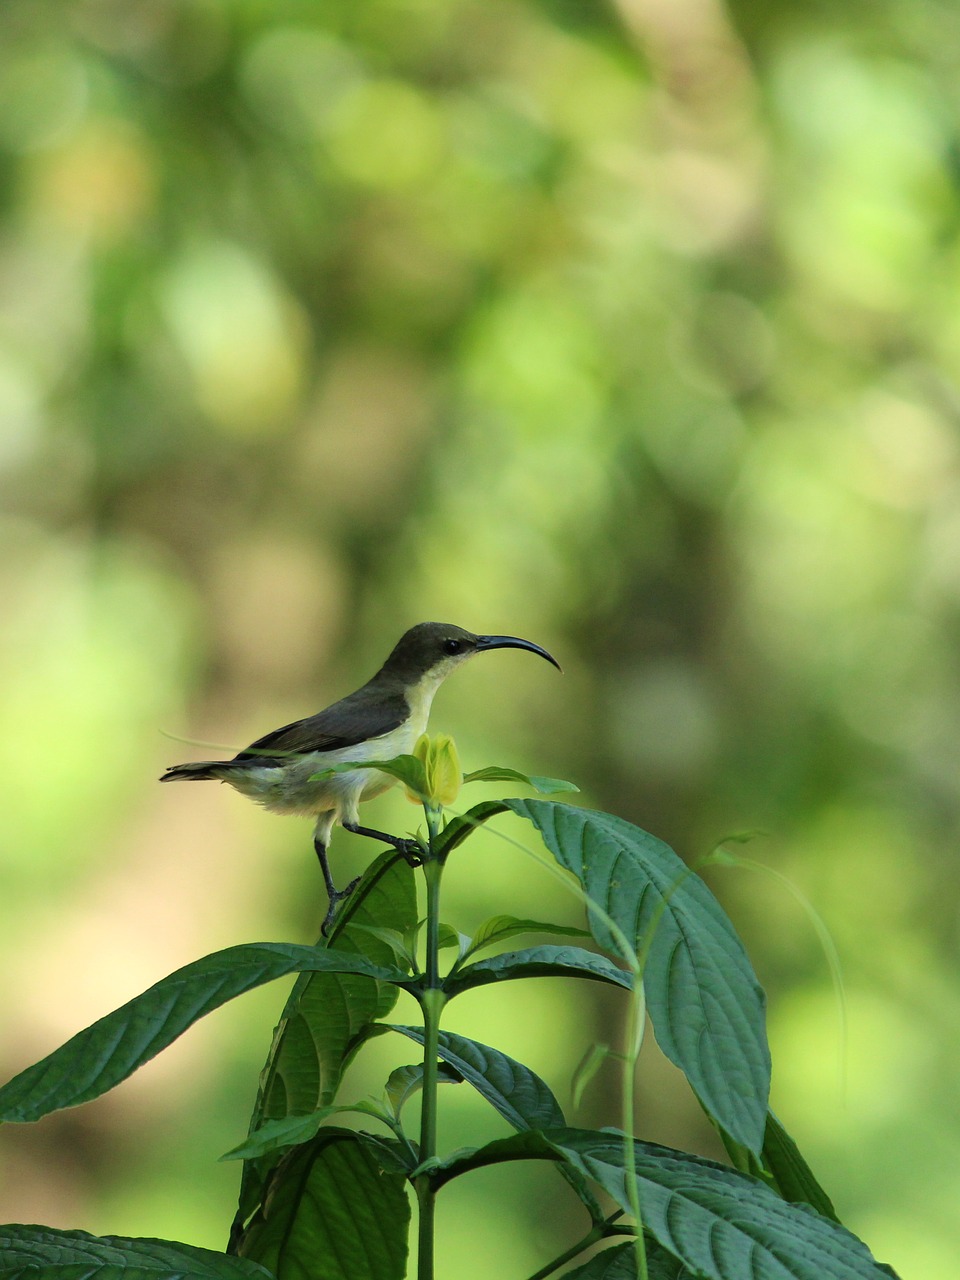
[[1, 1, 959, 1276]]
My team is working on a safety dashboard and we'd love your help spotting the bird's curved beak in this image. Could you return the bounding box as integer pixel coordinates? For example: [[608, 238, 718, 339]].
[[475, 634, 562, 672]]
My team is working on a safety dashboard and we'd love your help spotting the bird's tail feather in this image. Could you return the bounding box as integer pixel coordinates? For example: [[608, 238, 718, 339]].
[[159, 761, 227, 783]]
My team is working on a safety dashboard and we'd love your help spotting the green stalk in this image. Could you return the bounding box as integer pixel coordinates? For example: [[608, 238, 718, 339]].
[[415, 807, 446, 1280], [523, 1214, 628, 1280], [622, 976, 649, 1280], [444, 808, 657, 1277]]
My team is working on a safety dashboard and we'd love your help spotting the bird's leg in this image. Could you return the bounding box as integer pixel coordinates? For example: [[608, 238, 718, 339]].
[[341, 822, 425, 867], [314, 837, 361, 936]]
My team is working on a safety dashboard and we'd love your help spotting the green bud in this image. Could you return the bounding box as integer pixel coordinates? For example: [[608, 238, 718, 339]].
[[409, 733, 462, 808]]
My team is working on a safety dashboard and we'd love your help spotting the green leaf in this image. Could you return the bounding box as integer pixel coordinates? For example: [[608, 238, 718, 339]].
[[445, 945, 633, 999], [392, 1026, 565, 1132], [221, 1106, 340, 1162], [219, 1100, 394, 1163], [561, 1239, 693, 1279], [505, 801, 770, 1153], [432, 800, 510, 861], [392, 1028, 605, 1224], [310, 753, 428, 799], [707, 1105, 840, 1225], [345, 925, 416, 969], [556, 1129, 895, 1280], [0, 1226, 272, 1280], [384, 1061, 462, 1118], [462, 914, 590, 960], [761, 1111, 840, 1222], [0, 942, 409, 1125], [433, 1128, 897, 1280], [235, 1129, 410, 1280], [437, 923, 470, 956], [462, 766, 579, 794], [230, 852, 417, 1252]]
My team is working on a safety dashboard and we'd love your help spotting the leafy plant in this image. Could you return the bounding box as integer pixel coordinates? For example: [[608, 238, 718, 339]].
[[0, 741, 898, 1280]]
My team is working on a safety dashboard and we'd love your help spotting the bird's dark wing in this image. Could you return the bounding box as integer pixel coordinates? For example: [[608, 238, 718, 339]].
[[232, 686, 410, 764]]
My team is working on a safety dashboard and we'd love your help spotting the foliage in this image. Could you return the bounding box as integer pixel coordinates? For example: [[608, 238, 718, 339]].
[[0, 755, 898, 1280], [0, 5, 958, 1274]]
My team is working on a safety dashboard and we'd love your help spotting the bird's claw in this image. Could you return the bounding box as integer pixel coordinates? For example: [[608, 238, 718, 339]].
[[320, 875, 362, 937], [395, 837, 425, 867], [319, 836, 423, 935]]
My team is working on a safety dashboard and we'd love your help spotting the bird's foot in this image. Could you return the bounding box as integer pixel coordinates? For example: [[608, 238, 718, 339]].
[[340, 822, 427, 867], [320, 875, 362, 937], [395, 837, 425, 867]]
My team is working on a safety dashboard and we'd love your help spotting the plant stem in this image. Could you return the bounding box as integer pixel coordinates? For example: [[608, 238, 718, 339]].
[[622, 974, 649, 1280], [415, 809, 446, 1280], [523, 1214, 628, 1280]]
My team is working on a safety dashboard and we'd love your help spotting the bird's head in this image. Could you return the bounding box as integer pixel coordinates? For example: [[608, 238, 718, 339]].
[[382, 622, 561, 685]]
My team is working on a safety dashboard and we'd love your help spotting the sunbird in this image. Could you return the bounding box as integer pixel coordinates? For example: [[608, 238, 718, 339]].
[[160, 622, 561, 929]]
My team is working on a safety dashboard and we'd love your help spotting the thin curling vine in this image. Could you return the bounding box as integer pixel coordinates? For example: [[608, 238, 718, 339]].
[[0, 737, 898, 1280]]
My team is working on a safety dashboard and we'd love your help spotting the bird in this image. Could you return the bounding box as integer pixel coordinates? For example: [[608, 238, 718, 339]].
[[160, 622, 561, 931]]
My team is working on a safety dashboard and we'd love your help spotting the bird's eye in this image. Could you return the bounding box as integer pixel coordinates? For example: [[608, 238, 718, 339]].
[[443, 638, 463, 655]]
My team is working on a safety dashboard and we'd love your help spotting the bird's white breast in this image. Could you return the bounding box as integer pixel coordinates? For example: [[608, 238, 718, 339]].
[[228, 668, 446, 822]]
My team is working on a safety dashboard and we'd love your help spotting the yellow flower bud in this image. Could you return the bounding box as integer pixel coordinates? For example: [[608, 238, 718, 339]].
[[407, 733, 462, 808]]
